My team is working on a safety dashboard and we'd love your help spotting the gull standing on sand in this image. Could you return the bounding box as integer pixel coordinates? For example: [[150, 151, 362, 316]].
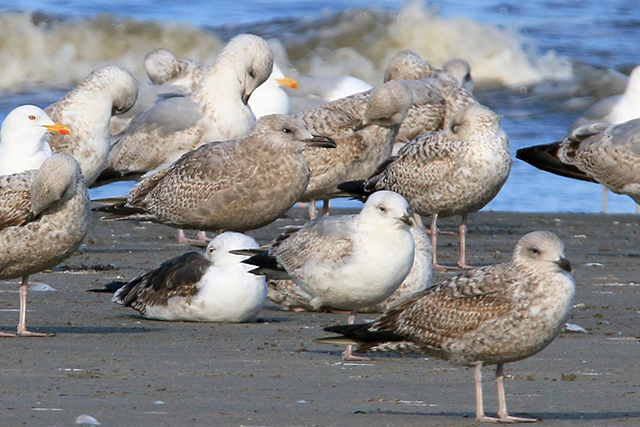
[[320, 231, 575, 423], [340, 104, 511, 269], [295, 80, 414, 219], [95, 115, 335, 239], [112, 232, 267, 322], [239, 191, 415, 360], [267, 225, 433, 313], [516, 118, 640, 204], [0, 154, 91, 337], [0, 105, 70, 175], [104, 34, 274, 177], [45, 65, 138, 186]]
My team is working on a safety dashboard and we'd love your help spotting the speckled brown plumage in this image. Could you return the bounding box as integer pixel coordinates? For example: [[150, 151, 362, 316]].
[[295, 80, 414, 205], [97, 114, 335, 233], [0, 153, 91, 336], [516, 119, 640, 204], [363, 104, 511, 267], [321, 231, 575, 422]]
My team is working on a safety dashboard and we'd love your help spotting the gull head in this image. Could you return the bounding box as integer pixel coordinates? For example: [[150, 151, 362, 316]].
[[1, 105, 70, 147], [512, 231, 572, 274], [225, 34, 274, 104], [383, 49, 433, 82], [357, 80, 413, 130], [250, 114, 335, 153], [449, 104, 501, 138], [360, 190, 413, 228], [205, 231, 260, 265]]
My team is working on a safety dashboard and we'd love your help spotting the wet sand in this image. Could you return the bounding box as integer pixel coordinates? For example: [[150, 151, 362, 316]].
[[1, 207, 639, 426]]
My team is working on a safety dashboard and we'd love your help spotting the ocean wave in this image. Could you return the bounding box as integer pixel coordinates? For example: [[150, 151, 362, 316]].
[[0, 2, 573, 92]]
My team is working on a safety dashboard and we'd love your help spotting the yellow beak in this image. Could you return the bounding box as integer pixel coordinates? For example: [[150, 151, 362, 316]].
[[43, 123, 71, 135], [276, 77, 299, 89]]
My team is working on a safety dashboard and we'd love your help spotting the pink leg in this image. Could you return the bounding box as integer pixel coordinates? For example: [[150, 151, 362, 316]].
[[177, 229, 213, 245], [321, 199, 331, 217], [496, 364, 539, 423], [456, 213, 472, 269], [341, 311, 370, 361], [308, 200, 318, 220], [429, 214, 448, 270], [0, 276, 53, 338]]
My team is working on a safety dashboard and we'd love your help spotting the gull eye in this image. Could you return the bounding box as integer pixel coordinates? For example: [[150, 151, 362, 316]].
[[283, 127, 292, 133], [249, 69, 256, 78], [530, 248, 540, 255], [208, 247, 215, 254], [28, 115, 36, 121], [378, 206, 386, 212]]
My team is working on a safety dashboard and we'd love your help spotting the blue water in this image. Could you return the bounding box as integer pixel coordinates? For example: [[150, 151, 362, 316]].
[[4, 0, 640, 213]]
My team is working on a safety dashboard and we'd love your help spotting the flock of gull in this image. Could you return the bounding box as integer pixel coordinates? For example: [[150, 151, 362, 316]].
[[0, 31, 638, 422]]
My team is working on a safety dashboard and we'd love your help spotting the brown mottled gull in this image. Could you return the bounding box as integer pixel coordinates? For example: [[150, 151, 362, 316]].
[[516, 118, 640, 204], [339, 104, 511, 269], [267, 225, 433, 313], [95, 114, 335, 233], [0, 153, 91, 337], [294, 80, 414, 218], [104, 34, 273, 176], [0, 105, 70, 175], [320, 231, 575, 423], [238, 191, 415, 360], [112, 232, 267, 322], [384, 50, 476, 129], [45, 65, 138, 186]]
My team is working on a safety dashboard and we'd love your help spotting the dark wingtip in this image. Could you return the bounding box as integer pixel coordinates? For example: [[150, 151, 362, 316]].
[[516, 143, 597, 183]]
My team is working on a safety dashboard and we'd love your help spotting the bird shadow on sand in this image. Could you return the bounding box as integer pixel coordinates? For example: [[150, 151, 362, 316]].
[[0, 325, 165, 335], [371, 409, 640, 421]]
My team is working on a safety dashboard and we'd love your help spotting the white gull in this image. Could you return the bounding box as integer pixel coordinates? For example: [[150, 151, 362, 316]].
[[112, 232, 267, 322]]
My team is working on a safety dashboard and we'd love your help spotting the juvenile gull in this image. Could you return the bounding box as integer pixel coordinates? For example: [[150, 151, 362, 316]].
[[143, 47, 206, 92], [320, 231, 575, 423], [46, 65, 138, 186], [516, 118, 640, 204], [0, 153, 91, 337], [0, 105, 70, 175], [384, 50, 476, 129], [112, 232, 267, 322], [294, 80, 414, 219], [95, 115, 335, 236], [267, 225, 433, 313], [339, 104, 511, 269], [105, 34, 273, 176], [239, 191, 415, 360]]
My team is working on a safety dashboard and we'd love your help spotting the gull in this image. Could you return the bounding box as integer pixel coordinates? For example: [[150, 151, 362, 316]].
[[320, 231, 575, 423], [294, 80, 414, 219], [104, 34, 274, 177], [143, 47, 206, 92], [339, 104, 511, 269], [94, 114, 336, 239], [248, 63, 299, 118], [239, 191, 415, 360], [0, 153, 91, 337], [112, 232, 267, 322], [516, 118, 640, 204], [267, 225, 433, 313], [45, 65, 138, 186], [0, 105, 69, 175]]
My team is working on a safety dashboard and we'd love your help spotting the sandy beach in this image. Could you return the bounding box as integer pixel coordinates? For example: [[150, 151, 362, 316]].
[[1, 207, 638, 426]]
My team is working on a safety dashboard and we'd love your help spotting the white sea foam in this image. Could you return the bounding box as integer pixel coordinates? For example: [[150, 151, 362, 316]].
[[0, 2, 572, 93]]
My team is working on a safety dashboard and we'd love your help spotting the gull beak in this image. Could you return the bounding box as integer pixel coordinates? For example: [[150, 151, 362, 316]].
[[43, 123, 71, 135], [276, 77, 299, 89], [555, 257, 572, 273], [399, 213, 413, 226], [304, 135, 337, 149]]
